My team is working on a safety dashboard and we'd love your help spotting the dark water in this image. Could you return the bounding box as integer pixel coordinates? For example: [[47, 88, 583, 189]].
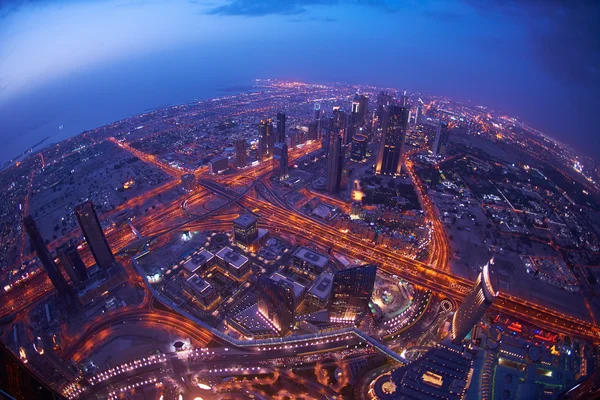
[[0, 50, 256, 165]]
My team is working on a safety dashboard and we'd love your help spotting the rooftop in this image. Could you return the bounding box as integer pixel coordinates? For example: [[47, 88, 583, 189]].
[[271, 272, 306, 299], [216, 247, 249, 269], [182, 249, 214, 273], [293, 246, 329, 269], [186, 274, 212, 294], [233, 214, 258, 228], [308, 272, 333, 301]]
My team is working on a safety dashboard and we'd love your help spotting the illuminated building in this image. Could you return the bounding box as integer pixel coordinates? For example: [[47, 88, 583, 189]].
[[258, 118, 274, 160], [307, 121, 318, 142], [57, 243, 88, 285], [233, 214, 258, 246], [183, 274, 219, 309], [307, 272, 333, 308], [270, 272, 306, 306], [431, 121, 449, 155], [358, 94, 369, 125], [415, 98, 424, 125], [314, 103, 321, 139], [276, 112, 286, 143], [257, 275, 296, 336], [329, 264, 376, 324], [324, 107, 346, 155], [350, 134, 368, 162], [452, 258, 499, 343], [273, 142, 289, 178], [234, 136, 247, 168], [375, 104, 409, 176], [399, 90, 408, 107], [209, 156, 229, 174], [292, 246, 329, 279], [326, 133, 343, 194], [215, 247, 250, 278], [376, 91, 392, 128], [23, 216, 70, 295], [74, 201, 115, 269], [180, 173, 196, 192]]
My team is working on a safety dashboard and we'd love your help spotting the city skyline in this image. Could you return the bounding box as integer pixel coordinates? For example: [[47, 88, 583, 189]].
[[1, 1, 599, 399], [0, 0, 599, 164]]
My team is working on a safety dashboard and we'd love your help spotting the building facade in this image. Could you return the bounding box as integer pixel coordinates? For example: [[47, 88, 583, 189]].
[[75, 201, 115, 269], [329, 264, 377, 324]]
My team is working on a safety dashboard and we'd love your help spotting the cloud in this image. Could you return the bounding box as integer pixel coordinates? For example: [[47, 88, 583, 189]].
[[462, 0, 600, 88], [207, 0, 400, 17]]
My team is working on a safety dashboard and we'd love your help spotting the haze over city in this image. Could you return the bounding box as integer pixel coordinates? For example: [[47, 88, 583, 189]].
[[1, 1, 600, 400], [0, 0, 599, 164]]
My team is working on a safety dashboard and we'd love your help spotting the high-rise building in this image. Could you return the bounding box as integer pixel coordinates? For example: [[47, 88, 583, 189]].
[[273, 142, 289, 178], [233, 214, 258, 246], [351, 94, 360, 114], [329, 264, 377, 324], [307, 121, 318, 142], [358, 94, 369, 125], [350, 134, 368, 162], [23, 216, 70, 295], [57, 243, 88, 285], [276, 112, 286, 143], [452, 258, 498, 343], [74, 201, 115, 269], [375, 104, 409, 176], [347, 110, 359, 145], [431, 121, 450, 155], [376, 91, 392, 129], [326, 133, 343, 194], [400, 90, 408, 107], [415, 98, 424, 126], [324, 107, 346, 155], [257, 275, 296, 336], [314, 103, 321, 137], [181, 173, 196, 192], [234, 136, 247, 168], [258, 118, 274, 160]]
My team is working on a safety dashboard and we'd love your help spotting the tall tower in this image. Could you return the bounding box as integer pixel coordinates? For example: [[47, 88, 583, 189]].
[[314, 103, 321, 138], [57, 243, 88, 285], [234, 136, 247, 168], [375, 104, 409, 176], [326, 134, 343, 194], [273, 142, 289, 178], [23, 216, 70, 294], [376, 91, 392, 129], [329, 264, 377, 324], [452, 258, 498, 343], [276, 112, 286, 144], [74, 201, 115, 269], [258, 118, 274, 161], [257, 275, 296, 336], [400, 90, 408, 107], [325, 107, 346, 155], [358, 94, 369, 125], [415, 98, 424, 126]]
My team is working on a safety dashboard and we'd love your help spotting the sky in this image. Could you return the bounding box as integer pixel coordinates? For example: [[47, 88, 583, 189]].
[[0, 0, 598, 164]]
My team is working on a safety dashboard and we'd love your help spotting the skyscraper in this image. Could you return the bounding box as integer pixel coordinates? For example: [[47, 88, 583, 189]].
[[326, 133, 343, 194], [415, 98, 424, 126], [276, 112, 286, 143], [257, 275, 296, 336], [358, 94, 369, 125], [325, 107, 346, 155], [75, 201, 115, 269], [431, 121, 450, 155], [273, 142, 289, 178], [314, 102, 321, 137], [376, 91, 392, 129], [258, 118, 274, 161], [23, 216, 70, 295], [57, 243, 88, 285], [375, 104, 409, 176], [234, 136, 247, 168], [452, 258, 498, 343], [399, 90, 408, 107], [350, 134, 368, 162], [329, 264, 376, 324]]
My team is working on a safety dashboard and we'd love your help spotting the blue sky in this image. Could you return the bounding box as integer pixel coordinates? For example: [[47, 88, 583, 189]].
[[0, 0, 598, 162]]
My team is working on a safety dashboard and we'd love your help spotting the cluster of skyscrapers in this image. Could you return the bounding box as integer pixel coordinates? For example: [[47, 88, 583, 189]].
[[257, 263, 377, 336], [24, 200, 115, 306]]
